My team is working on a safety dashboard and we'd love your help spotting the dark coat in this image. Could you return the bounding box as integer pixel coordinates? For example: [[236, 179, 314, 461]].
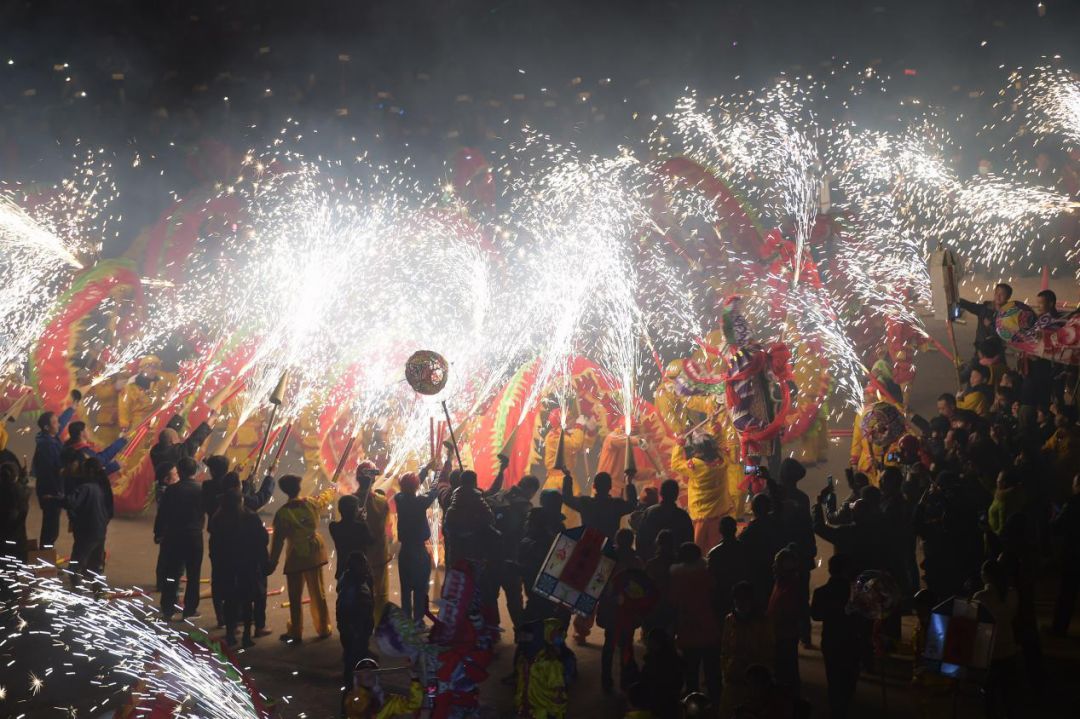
[[811, 575, 868, 658], [0, 473, 31, 560], [328, 519, 374, 579], [443, 486, 498, 564], [154, 479, 205, 542], [150, 421, 213, 483], [336, 565, 375, 646], [66, 478, 114, 538], [394, 488, 439, 545], [636, 500, 694, 560], [31, 407, 75, 497], [561, 474, 638, 542], [707, 539, 746, 619], [208, 507, 269, 601]]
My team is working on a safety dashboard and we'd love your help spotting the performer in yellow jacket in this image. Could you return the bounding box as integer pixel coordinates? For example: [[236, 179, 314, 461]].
[[117, 356, 163, 433], [849, 386, 904, 486], [268, 474, 336, 642], [669, 434, 733, 553], [543, 408, 596, 527]]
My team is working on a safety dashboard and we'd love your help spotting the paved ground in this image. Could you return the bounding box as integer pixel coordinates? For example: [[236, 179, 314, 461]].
[[6, 273, 1080, 717]]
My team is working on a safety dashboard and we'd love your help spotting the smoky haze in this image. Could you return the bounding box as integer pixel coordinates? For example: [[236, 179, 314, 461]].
[[0, 0, 1077, 253]]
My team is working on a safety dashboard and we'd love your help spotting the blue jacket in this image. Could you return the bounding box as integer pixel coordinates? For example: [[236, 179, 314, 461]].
[[67, 437, 128, 476], [31, 407, 75, 498]]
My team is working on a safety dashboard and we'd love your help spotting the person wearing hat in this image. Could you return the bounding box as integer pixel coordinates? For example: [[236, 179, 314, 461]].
[[393, 468, 439, 622], [354, 460, 391, 619], [267, 474, 336, 642], [117, 355, 162, 434]]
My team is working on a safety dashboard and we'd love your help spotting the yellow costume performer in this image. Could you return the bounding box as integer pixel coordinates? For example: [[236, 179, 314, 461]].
[[849, 388, 904, 486], [515, 618, 572, 719], [269, 484, 336, 640], [118, 356, 164, 432], [669, 440, 733, 553], [361, 489, 391, 620], [543, 408, 594, 527]]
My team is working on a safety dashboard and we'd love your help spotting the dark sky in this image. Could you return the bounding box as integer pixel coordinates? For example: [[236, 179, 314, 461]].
[[3, 0, 1078, 109], [1, 0, 1077, 246]]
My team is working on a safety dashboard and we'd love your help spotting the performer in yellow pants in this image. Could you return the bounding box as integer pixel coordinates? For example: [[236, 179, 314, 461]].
[[269, 475, 335, 641], [285, 568, 331, 640]]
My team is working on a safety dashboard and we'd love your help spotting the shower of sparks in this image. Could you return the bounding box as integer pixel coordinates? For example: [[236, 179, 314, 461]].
[[3, 65, 1080, 463], [0, 557, 266, 718], [0, 149, 116, 370], [999, 64, 1080, 150]]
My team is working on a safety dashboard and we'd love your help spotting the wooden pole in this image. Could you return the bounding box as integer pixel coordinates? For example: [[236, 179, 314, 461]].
[[441, 400, 463, 470], [942, 263, 964, 389]]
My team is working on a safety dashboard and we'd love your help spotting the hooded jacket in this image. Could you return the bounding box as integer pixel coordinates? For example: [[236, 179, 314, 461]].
[[269, 493, 333, 574]]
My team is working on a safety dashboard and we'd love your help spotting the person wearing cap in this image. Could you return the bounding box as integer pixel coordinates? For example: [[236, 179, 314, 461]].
[[31, 389, 80, 549], [65, 420, 127, 475], [393, 468, 439, 622], [117, 355, 162, 434], [268, 474, 335, 642], [354, 460, 391, 619]]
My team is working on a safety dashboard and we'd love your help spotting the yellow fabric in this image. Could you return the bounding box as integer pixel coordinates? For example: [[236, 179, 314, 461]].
[[284, 566, 331, 639], [717, 415, 746, 516], [117, 382, 153, 430], [597, 432, 631, 497], [86, 380, 121, 445], [362, 492, 391, 618], [345, 679, 423, 719], [515, 651, 568, 718], [720, 614, 775, 717], [271, 497, 331, 574], [543, 426, 586, 527], [849, 404, 888, 483], [956, 390, 989, 417], [668, 445, 732, 521], [543, 426, 586, 481], [0, 422, 7, 452]]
